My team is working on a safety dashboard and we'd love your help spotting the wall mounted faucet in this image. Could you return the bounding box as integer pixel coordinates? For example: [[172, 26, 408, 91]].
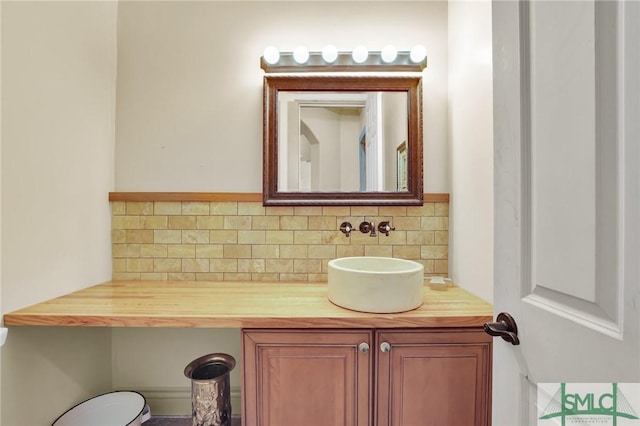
[[378, 221, 396, 237], [359, 221, 377, 237], [339, 222, 355, 237]]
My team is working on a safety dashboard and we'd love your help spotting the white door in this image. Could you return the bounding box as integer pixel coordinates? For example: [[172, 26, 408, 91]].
[[491, 1, 639, 425]]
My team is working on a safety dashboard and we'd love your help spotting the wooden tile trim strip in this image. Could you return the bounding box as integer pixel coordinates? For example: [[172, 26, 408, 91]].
[[108, 192, 449, 203]]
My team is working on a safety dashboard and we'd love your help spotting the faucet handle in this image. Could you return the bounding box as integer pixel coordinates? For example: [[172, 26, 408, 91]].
[[339, 222, 354, 237], [378, 221, 396, 236]]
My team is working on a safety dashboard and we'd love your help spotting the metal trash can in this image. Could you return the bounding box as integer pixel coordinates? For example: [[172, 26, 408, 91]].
[[184, 353, 236, 426]]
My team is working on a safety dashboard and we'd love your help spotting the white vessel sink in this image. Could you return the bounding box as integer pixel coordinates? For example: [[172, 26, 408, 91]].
[[327, 257, 424, 313]]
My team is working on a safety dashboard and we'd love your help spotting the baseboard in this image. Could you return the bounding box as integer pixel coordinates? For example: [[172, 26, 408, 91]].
[[138, 386, 242, 417]]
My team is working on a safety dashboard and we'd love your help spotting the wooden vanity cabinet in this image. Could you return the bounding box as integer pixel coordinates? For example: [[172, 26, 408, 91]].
[[242, 328, 492, 426]]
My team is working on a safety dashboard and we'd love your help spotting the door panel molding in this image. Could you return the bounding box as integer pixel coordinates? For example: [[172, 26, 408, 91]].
[[519, 0, 623, 339]]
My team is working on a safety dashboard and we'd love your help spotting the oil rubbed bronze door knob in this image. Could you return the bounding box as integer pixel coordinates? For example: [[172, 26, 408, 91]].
[[484, 312, 520, 345]]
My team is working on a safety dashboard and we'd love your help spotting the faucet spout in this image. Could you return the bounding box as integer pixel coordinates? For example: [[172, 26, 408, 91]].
[[359, 221, 377, 237]]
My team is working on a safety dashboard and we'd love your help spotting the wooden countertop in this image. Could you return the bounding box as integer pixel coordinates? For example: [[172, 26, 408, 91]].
[[3, 281, 493, 329]]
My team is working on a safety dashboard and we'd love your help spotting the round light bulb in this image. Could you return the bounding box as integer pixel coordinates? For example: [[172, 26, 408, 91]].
[[381, 45, 398, 63], [321, 45, 339, 63], [263, 46, 280, 65], [352, 45, 369, 64], [293, 46, 310, 64], [410, 44, 427, 63]]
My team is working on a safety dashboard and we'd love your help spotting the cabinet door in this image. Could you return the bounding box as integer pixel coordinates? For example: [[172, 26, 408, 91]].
[[243, 329, 373, 426], [375, 329, 492, 426]]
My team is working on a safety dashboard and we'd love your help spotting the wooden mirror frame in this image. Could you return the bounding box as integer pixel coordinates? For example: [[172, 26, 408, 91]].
[[263, 75, 423, 206]]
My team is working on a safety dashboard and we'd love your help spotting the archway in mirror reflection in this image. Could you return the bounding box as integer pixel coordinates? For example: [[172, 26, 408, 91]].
[[277, 91, 409, 192]]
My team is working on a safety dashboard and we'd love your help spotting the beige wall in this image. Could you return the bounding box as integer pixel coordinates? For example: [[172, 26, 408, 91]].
[[114, 1, 450, 193], [1, 2, 117, 424], [447, 0, 494, 303]]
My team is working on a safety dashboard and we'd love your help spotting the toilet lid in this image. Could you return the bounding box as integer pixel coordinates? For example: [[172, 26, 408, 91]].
[[52, 391, 146, 426]]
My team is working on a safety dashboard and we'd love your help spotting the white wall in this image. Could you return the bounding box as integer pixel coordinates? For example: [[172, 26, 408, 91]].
[[448, 0, 494, 303], [1, 2, 117, 424]]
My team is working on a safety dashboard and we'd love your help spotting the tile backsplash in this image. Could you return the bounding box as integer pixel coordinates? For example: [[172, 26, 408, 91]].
[[111, 201, 448, 281]]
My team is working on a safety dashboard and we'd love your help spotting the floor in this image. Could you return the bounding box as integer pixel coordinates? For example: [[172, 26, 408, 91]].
[[145, 416, 241, 426]]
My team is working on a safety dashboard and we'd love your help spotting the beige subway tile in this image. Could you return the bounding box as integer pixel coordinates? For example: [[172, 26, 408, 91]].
[[265, 230, 293, 244], [323, 206, 350, 216], [393, 245, 421, 260], [417, 259, 435, 274], [265, 206, 293, 216], [112, 229, 126, 243], [112, 244, 139, 258], [294, 206, 323, 216], [210, 259, 238, 273], [154, 202, 182, 215], [435, 203, 449, 217], [351, 232, 377, 245], [252, 273, 279, 282], [140, 244, 168, 258], [322, 230, 351, 245], [142, 216, 168, 230], [238, 259, 266, 273], [223, 245, 251, 258], [196, 245, 224, 259], [266, 259, 293, 273], [182, 202, 209, 215], [210, 202, 237, 215], [112, 272, 140, 281], [251, 245, 280, 259], [421, 245, 449, 259], [127, 202, 154, 215], [127, 258, 154, 272], [435, 231, 449, 245], [280, 273, 308, 282], [154, 258, 182, 273], [407, 231, 435, 245], [112, 216, 141, 230], [224, 216, 252, 230], [209, 230, 238, 244], [365, 245, 393, 257], [337, 245, 365, 258], [238, 230, 266, 244], [168, 216, 196, 230], [379, 206, 407, 216], [280, 216, 308, 230], [196, 272, 224, 281], [126, 230, 154, 244], [392, 217, 421, 231], [308, 273, 327, 282], [238, 202, 265, 216], [308, 245, 336, 259], [182, 258, 210, 273], [434, 259, 449, 274], [252, 216, 280, 230], [197, 216, 224, 229], [378, 231, 406, 245], [421, 217, 449, 231], [111, 202, 126, 215], [294, 230, 322, 245], [182, 230, 210, 244], [223, 273, 251, 281], [308, 216, 337, 230], [113, 258, 127, 272], [350, 206, 379, 216], [168, 272, 195, 281], [407, 203, 435, 217], [168, 244, 195, 258], [294, 259, 322, 273], [140, 272, 167, 281], [154, 230, 182, 244], [279, 245, 307, 259]]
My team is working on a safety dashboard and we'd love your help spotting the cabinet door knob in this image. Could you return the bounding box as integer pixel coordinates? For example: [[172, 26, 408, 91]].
[[380, 342, 391, 352], [358, 342, 370, 353]]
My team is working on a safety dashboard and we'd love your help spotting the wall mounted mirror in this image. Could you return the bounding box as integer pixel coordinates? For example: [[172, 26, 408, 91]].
[[263, 75, 423, 205]]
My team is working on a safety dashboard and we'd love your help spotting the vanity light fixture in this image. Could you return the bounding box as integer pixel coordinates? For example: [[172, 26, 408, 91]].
[[260, 45, 428, 73]]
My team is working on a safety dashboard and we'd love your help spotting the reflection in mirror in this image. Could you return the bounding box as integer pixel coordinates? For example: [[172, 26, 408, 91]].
[[263, 75, 423, 206], [278, 92, 408, 192]]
